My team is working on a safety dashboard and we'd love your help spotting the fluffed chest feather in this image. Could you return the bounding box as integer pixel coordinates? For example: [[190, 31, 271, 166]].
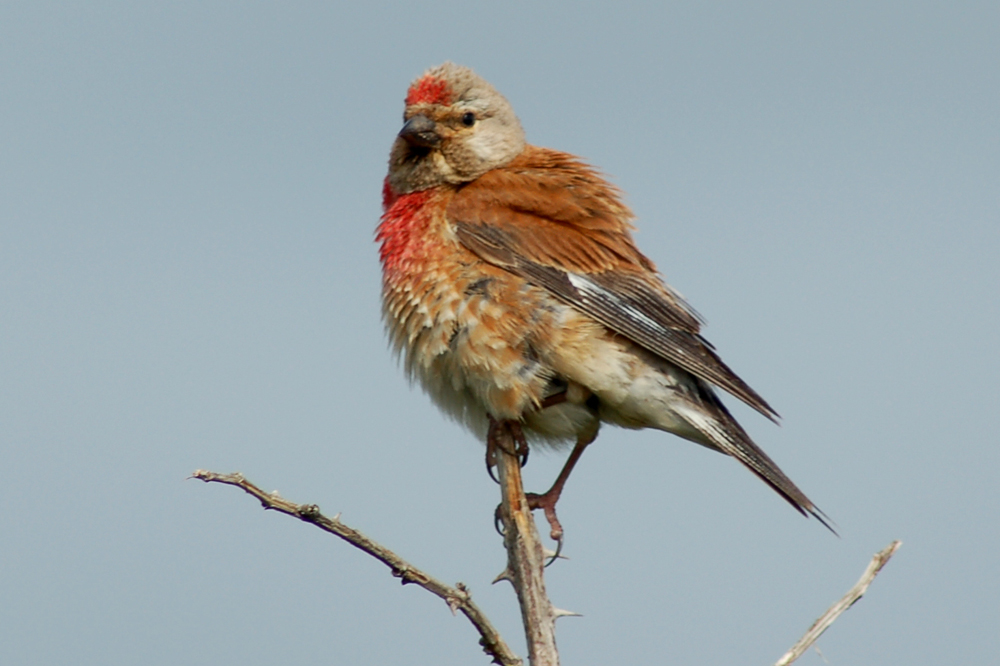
[[376, 187, 587, 436]]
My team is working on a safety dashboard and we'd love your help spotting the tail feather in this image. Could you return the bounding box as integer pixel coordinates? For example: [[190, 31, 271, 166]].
[[675, 383, 837, 535]]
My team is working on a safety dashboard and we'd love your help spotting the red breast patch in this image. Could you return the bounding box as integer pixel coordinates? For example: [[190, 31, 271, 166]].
[[376, 189, 433, 274]]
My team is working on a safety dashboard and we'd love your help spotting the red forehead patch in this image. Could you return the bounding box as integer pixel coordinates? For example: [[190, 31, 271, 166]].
[[405, 75, 452, 106]]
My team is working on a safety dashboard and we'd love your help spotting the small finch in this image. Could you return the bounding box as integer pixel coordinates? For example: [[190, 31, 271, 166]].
[[377, 63, 831, 539]]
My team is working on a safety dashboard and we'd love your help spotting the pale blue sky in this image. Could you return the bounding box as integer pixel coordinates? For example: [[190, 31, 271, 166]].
[[2, 2, 997, 665]]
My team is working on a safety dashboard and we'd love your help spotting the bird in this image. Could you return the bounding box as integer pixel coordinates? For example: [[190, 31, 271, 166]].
[[376, 62, 831, 544]]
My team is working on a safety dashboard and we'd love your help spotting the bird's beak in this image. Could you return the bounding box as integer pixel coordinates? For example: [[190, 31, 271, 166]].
[[398, 114, 440, 148]]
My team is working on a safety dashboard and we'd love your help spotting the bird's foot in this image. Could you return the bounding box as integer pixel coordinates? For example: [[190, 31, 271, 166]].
[[525, 432, 595, 565], [485, 417, 529, 483], [494, 491, 566, 565], [525, 488, 566, 565]]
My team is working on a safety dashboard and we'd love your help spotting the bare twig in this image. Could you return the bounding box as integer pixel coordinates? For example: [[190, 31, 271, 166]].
[[190, 470, 522, 666], [773, 540, 902, 666], [495, 447, 560, 666]]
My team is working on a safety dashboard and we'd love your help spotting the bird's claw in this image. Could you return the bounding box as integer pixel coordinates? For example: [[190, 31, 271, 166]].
[[545, 536, 564, 567], [525, 490, 566, 566], [496, 498, 564, 565], [485, 445, 499, 483], [510, 420, 529, 467], [486, 417, 529, 483], [493, 503, 506, 536]]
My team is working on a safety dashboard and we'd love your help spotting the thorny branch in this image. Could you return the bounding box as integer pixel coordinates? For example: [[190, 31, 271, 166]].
[[495, 444, 560, 666], [190, 470, 522, 666], [773, 540, 902, 666], [192, 469, 900, 666]]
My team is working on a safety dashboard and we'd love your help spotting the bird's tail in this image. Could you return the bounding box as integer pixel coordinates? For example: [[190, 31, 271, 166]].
[[675, 383, 836, 534]]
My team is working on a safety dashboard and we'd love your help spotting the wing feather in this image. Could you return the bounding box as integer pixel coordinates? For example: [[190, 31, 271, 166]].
[[449, 146, 779, 421]]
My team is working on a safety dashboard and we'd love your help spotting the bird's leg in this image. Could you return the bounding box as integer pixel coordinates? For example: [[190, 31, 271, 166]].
[[486, 416, 529, 484], [538, 391, 567, 410], [488, 388, 582, 540], [511, 421, 529, 467], [488, 417, 530, 536], [487, 392, 569, 481], [486, 416, 501, 483], [490, 390, 565, 484], [526, 429, 597, 563]]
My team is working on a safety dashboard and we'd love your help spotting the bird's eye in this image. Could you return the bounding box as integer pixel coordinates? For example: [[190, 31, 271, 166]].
[[461, 112, 476, 127]]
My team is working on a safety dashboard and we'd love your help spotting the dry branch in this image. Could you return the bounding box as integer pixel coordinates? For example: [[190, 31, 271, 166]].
[[495, 446, 560, 666], [190, 470, 522, 666], [192, 469, 899, 666], [773, 540, 902, 666]]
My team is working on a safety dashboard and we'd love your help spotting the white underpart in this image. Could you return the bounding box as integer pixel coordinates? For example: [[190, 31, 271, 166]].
[[558, 274, 721, 449]]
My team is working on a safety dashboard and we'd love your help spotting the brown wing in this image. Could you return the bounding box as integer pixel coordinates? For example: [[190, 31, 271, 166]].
[[449, 146, 779, 421]]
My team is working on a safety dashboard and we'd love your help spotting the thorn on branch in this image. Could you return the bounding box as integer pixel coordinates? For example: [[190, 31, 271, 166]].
[[492, 568, 513, 585], [191, 469, 523, 666]]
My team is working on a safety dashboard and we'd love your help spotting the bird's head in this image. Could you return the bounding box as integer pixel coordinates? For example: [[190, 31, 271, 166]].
[[387, 63, 525, 194]]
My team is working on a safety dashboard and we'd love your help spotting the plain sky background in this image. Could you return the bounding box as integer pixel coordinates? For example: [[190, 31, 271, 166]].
[[2, 2, 997, 665]]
